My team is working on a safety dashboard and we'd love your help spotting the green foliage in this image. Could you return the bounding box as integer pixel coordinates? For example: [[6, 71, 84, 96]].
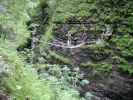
[[47, 0, 96, 23], [40, 0, 133, 75], [94, 0, 133, 33], [111, 34, 133, 57], [0, 0, 84, 99], [40, 23, 54, 47], [1, 0, 133, 99], [0, 0, 40, 47], [81, 61, 112, 73], [0, 42, 82, 100], [48, 51, 71, 64], [111, 34, 133, 74]]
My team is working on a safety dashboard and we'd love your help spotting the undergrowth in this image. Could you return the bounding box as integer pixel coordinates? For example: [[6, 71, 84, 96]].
[[0, 0, 85, 99], [0, 43, 82, 100], [0, 0, 133, 99], [39, 0, 133, 74]]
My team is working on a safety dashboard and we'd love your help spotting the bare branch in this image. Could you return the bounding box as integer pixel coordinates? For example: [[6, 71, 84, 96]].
[[48, 42, 85, 49], [48, 26, 111, 49]]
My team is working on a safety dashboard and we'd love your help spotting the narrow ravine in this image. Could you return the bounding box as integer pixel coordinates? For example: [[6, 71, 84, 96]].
[[19, 5, 133, 100], [1, 0, 133, 100]]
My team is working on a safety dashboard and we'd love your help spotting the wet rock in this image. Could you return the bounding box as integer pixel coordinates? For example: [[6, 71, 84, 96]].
[[81, 70, 133, 100], [0, 56, 9, 77], [0, 94, 10, 100]]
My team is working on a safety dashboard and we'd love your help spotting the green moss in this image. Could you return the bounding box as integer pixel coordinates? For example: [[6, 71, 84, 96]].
[[111, 34, 133, 57], [110, 34, 133, 74], [49, 51, 71, 64], [81, 61, 112, 73], [46, 0, 96, 23]]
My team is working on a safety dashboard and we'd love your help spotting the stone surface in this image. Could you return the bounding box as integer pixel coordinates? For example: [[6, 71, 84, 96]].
[[80, 70, 133, 100]]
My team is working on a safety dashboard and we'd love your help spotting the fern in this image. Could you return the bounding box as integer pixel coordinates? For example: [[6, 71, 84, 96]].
[[0, 0, 40, 47], [0, 41, 82, 100]]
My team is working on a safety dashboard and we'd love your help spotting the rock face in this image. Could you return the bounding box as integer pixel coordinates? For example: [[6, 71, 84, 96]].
[[0, 94, 10, 100], [0, 56, 9, 77], [24, 2, 133, 100], [80, 70, 133, 100], [0, 56, 10, 100], [1, 0, 132, 99], [46, 22, 133, 100]]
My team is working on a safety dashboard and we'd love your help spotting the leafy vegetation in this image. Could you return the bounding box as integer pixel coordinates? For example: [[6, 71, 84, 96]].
[[0, 0, 133, 100], [0, 43, 81, 100], [39, 0, 133, 74], [0, 0, 40, 47], [0, 0, 84, 99]]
